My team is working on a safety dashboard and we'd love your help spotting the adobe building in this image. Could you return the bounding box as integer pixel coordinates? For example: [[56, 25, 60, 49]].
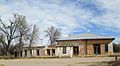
[[54, 33, 115, 57], [22, 33, 115, 58]]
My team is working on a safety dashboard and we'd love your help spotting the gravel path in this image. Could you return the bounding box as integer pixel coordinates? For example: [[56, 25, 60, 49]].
[[0, 57, 115, 66]]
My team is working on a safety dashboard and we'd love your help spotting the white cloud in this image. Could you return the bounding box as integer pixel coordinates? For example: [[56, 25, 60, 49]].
[[0, 0, 120, 44], [91, 0, 120, 30]]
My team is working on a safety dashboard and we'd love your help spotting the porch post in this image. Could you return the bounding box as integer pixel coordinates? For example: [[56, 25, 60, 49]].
[[59, 47, 62, 58], [108, 42, 113, 55], [50, 49, 52, 56], [70, 47, 73, 58], [22, 50, 25, 57], [85, 40, 88, 55], [45, 49, 47, 55]]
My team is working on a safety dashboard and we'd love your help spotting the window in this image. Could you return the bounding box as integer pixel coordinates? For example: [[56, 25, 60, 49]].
[[105, 44, 108, 52], [63, 47, 66, 54]]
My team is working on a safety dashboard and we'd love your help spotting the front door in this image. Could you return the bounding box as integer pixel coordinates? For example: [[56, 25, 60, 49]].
[[73, 46, 79, 55]]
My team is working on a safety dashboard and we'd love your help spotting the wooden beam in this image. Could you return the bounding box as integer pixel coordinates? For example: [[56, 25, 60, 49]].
[[85, 40, 88, 55]]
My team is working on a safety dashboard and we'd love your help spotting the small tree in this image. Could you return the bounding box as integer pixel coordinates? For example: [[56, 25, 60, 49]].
[[44, 26, 61, 44]]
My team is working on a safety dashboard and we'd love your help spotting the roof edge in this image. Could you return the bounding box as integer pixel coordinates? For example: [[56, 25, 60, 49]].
[[56, 38, 115, 41]]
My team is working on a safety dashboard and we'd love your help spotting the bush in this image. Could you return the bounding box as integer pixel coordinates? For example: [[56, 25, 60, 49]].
[[113, 43, 120, 53]]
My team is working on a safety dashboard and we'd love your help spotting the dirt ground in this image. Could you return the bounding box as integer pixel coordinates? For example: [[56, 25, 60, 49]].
[[0, 57, 116, 66]]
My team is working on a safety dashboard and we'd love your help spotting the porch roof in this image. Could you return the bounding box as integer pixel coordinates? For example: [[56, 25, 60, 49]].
[[56, 33, 115, 41]]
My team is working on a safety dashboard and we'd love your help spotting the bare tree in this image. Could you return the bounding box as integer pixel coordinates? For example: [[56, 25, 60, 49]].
[[44, 26, 61, 44], [0, 15, 20, 56], [15, 14, 29, 57], [0, 33, 6, 55], [27, 25, 39, 56]]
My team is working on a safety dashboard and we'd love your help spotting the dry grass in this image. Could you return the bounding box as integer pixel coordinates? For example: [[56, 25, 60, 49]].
[[108, 59, 120, 66], [0, 57, 116, 66], [0, 64, 4, 66]]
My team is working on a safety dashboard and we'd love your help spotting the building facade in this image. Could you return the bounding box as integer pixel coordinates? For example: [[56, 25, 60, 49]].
[[22, 46, 45, 57], [22, 33, 115, 58], [55, 39, 114, 57], [45, 33, 115, 57]]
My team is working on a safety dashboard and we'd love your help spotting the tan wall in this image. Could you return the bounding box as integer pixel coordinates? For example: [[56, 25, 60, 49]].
[[79, 44, 85, 55], [100, 44, 105, 54], [40, 49, 45, 56], [55, 47, 60, 56], [87, 44, 94, 55]]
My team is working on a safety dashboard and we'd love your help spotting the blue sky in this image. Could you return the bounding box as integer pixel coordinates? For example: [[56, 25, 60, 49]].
[[0, 0, 120, 44]]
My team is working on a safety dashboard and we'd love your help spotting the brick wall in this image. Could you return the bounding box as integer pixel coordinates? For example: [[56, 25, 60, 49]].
[[57, 39, 113, 55]]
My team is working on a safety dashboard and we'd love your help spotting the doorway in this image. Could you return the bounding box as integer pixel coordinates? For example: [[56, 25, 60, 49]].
[[73, 46, 79, 55], [93, 44, 101, 55], [37, 50, 39, 56], [52, 49, 55, 56], [25, 50, 27, 56], [47, 49, 50, 56]]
